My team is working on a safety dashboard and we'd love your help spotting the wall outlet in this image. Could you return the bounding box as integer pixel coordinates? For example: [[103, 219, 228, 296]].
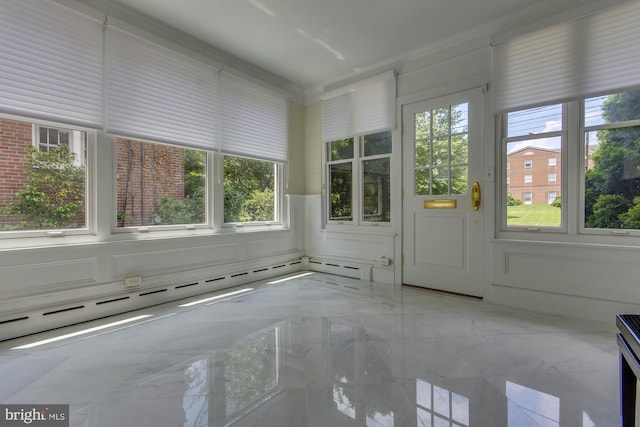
[[124, 276, 143, 288], [379, 257, 392, 266]]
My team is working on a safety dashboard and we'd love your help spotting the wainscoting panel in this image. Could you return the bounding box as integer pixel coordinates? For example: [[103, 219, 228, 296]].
[[112, 243, 241, 278], [0, 258, 97, 297], [491, 240, 640, 326]]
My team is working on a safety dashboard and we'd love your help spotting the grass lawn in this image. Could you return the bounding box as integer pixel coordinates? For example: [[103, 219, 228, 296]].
[[507, 204, 561, 227]]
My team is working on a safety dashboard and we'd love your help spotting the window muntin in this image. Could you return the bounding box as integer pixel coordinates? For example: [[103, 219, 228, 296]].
[[504, 104, 563, 229], [584, 90, 640, 231], [224, 155, 277, 224], [415, 103, 469, 196], [116, 138, 206, 228], [0, 118, 89, 234]]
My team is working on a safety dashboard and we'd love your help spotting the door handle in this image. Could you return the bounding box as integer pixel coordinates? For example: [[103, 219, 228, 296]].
[[471, 181, 481, 211]]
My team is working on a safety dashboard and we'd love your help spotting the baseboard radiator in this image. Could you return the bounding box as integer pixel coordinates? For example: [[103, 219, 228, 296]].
[[0, 258, 304, 342]]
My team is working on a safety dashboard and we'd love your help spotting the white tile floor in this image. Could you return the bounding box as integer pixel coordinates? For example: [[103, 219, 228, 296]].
[[0, 272, 620, 426]]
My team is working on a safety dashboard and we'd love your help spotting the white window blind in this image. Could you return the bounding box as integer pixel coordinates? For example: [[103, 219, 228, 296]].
[[322, 71, 396, 142], [220, 72, 288, 162], [105, 27, 219, 150], [0, 0, 104, 128], [492, 0, 640, 113]]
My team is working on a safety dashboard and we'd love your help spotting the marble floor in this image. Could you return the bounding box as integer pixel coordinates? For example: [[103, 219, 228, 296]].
[[0, 272, 620, 426]]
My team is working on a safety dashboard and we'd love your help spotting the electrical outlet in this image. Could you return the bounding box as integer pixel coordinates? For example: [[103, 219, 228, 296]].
[[124, 276, 142, 288], [379, 257, 392, 266]]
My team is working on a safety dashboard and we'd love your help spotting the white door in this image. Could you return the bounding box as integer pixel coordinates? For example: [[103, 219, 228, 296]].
[[402, 88, 484, 297]]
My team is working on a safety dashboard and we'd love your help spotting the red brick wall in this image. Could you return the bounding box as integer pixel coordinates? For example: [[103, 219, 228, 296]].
[[116, 138, 185, 227], [507, 147, 561, 204], [0, 119, 31, 227]]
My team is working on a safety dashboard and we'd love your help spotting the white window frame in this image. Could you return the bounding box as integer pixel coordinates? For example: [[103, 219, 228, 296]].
[[523, 192, 533, 205], [221, 153, 284, 228], [501, 104, 567, 233], [326, 138, 356, 224], [580, 98, 640, 237], [34, 125, 86, 167], [548, 157, 557, 167], [548, 172, 556, 182], [112, 136, 211, 234], [547, 191, 558, 204], [524, 174, 533, 184], [0, 114, 95, 240], [324, 132, 393, 227], [524, 159, 532, 168]]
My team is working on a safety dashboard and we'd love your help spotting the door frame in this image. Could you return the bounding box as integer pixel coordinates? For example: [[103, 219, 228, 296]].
[[394, 78, 492, 297]]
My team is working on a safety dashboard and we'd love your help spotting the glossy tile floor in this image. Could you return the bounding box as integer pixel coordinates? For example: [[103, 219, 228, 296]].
[[0, 272, 619, 426]]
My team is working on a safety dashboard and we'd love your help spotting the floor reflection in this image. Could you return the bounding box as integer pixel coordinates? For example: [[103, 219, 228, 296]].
[[0, 273, 618, 426]]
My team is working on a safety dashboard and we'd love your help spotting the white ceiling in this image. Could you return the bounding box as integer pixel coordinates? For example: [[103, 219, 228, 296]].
[[110, 0, 584, 92]]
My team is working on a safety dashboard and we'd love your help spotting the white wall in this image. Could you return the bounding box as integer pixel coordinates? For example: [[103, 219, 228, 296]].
[[0, 100, 307, 341], [304, 30, 640, 328]]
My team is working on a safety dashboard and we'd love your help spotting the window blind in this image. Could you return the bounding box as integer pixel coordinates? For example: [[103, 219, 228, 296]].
[[492, 0, 640, 113], [321, 71, 396, 142], [105, 27, 219, 150], [0, 0, 104, 128], [220, 72, 288, 162]]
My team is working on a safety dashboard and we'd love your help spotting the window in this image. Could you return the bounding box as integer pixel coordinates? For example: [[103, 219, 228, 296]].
[[0, 118, 90, 234], [327, 138, 355, 222], [36, 126, 86, 166], [415, 103, 469, 196], [502, 89, 640, 235], [116, 138, 206, 228], [584, 90, 640, 231], [416, 379, 469, 427], [504, 104, 563, 229], [224, 155, 278, 224], [326, 131, 392, 224], [361, 132, 391, 223]]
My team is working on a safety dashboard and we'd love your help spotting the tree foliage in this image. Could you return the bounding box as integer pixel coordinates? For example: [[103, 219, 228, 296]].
[[154, 149, 206, 225], [2, 145, 85, 229], [415, 105, 468, 195], [585, 90, 640, 228], [224, 156, 274, 222]]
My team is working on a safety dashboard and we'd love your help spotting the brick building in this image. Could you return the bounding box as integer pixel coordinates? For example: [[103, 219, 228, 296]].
[[116, 138, 185, 227], [0, 118, 185, 229], [507, 146, 561, 205]]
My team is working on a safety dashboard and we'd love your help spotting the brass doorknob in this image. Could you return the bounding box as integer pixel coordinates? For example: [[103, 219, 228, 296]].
[[471, 181, 481, 211]]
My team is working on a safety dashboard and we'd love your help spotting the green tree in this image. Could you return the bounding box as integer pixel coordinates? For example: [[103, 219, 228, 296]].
[[154, 148, 206, 225], [3, 145, 85, 229], [415, 105, 467, 195], [585, 90, 640, 228], [586, 194, 630, 229], [620, 197, 640, 229], [224, 156, 274, 222]]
